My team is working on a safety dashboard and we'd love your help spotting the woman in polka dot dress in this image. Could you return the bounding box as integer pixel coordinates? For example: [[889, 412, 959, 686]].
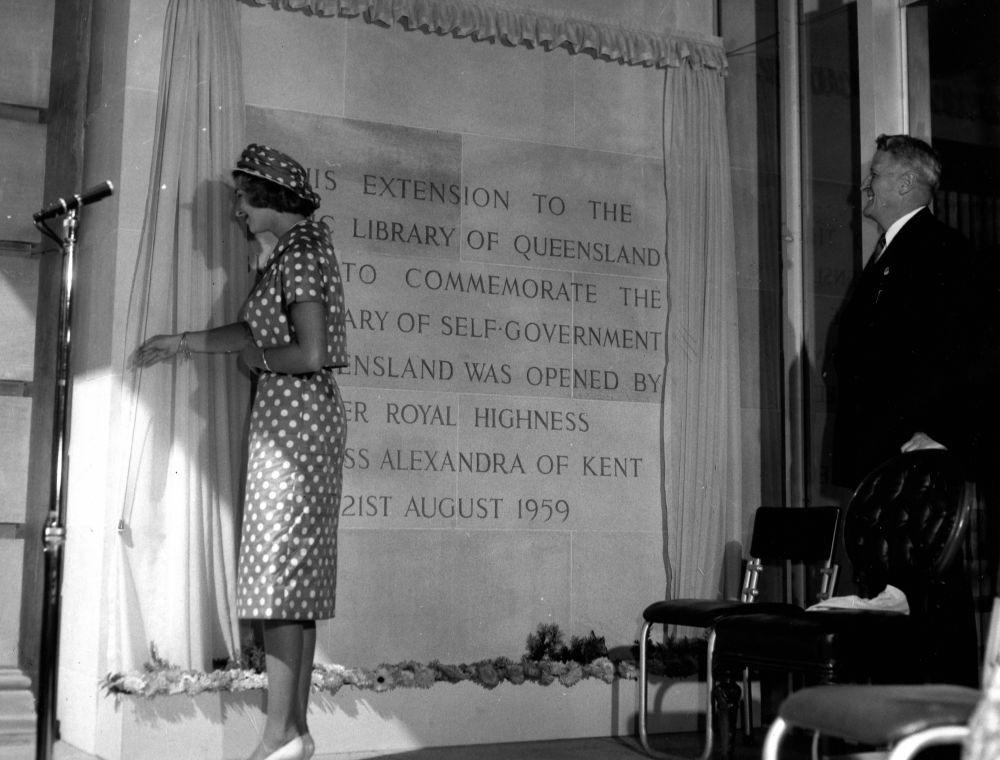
[[135, 144, 347, 760]]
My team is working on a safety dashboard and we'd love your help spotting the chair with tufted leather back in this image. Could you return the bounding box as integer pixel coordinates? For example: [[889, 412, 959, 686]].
[[710, 450, 979, 758]]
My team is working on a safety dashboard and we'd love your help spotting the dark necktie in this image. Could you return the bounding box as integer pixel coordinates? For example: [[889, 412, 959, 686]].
[[871, 235, 889, 303], [861, 234, 887, 278], [873, 234, 886, 261]]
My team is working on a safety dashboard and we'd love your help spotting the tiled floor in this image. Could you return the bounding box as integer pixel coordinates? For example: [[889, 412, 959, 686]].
[[8, 725, 933, 760], [0, 732, 812, 760], [338, 734, 754, 759]]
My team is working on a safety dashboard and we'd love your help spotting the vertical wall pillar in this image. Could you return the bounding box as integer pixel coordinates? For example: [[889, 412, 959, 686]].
[[778, 0, 806, 512], [856, 0, 907, 261]]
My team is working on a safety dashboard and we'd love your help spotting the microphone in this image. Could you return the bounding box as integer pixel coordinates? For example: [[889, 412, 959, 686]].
[[34, 180, 115, 222]]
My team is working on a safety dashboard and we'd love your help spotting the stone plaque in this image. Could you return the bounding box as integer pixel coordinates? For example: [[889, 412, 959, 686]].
[[248, 106, 666, 663]]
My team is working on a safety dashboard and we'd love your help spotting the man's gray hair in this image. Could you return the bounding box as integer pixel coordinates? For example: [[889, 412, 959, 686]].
[[875, 134, 942, 190]]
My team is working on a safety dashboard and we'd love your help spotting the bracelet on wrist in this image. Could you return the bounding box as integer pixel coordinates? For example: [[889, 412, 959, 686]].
[[178, 332, 191, 359], [261, 348, 274, 373]]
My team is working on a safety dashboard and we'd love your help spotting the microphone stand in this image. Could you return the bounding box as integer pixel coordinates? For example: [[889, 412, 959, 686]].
[[33, 204, 88, 760], [30, 181, 112, 760]]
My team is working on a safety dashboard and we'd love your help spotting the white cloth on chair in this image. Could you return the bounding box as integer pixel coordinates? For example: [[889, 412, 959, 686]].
[[806, 584, 909, 614]]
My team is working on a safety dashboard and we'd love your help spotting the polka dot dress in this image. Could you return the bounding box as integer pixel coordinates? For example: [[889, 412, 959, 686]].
[[236, 219, 348, 621]]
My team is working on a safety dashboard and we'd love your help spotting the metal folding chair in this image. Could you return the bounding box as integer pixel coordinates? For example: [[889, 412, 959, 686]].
[[638, 506, 840, 758]]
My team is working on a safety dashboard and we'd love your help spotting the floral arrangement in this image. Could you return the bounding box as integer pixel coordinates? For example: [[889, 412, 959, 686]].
[[101, 624, 704, 698]]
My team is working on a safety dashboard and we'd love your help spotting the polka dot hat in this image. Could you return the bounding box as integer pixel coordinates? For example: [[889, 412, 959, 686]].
[[233, 143, 321, 211]]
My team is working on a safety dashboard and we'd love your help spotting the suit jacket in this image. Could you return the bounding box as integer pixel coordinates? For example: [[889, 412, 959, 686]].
[[828, 208, 977, 488]]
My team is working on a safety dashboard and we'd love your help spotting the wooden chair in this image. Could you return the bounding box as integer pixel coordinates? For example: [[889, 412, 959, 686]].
[[638, 506, 840, 758], [711, 450, 978, 758]]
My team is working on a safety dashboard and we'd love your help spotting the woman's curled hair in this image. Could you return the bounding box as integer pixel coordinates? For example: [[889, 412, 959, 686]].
[[234, 173, 318, 216]]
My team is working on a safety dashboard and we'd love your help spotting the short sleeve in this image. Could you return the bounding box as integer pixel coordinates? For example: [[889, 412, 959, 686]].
[[281, 246, 327, 305]]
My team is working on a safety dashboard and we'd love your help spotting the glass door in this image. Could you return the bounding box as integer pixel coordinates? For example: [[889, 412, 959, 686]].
[[799, 1, 861, 510]]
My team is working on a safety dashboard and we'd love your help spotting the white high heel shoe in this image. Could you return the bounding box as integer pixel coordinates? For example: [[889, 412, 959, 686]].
[[263, 736, 306, 760]]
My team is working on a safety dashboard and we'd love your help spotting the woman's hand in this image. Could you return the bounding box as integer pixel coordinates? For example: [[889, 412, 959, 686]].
[[132, 334, 184, 368]]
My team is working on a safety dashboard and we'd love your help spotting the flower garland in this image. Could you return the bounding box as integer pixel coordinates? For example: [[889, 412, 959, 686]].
[[101, 625, 704, 698], [101, 657, 631, 698]]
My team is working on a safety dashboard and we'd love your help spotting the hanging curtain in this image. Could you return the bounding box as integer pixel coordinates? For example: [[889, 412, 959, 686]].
[[238, 0, 727, 73], [662, 64, 742, 610], [110, 0, 249, 671]]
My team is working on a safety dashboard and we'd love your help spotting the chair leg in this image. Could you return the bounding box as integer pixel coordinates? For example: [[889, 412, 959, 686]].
[[639, 621, 681, 759], [713, 675, 743, 760], [640, 623, 720, 759], [638, 620, 658, 757], [700, 630, 717, 760], [761, 716, 788, 760], [640, 621, 714, 759], [740, 667, 752, 740], [886, 726, 971, 760]]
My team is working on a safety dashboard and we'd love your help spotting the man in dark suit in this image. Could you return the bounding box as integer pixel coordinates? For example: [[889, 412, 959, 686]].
[[829, 133, 976, 489], [828, 134, 980, 685]]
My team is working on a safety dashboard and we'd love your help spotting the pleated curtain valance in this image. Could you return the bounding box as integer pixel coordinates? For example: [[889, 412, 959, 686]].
[[237, 0, 728, 72]]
